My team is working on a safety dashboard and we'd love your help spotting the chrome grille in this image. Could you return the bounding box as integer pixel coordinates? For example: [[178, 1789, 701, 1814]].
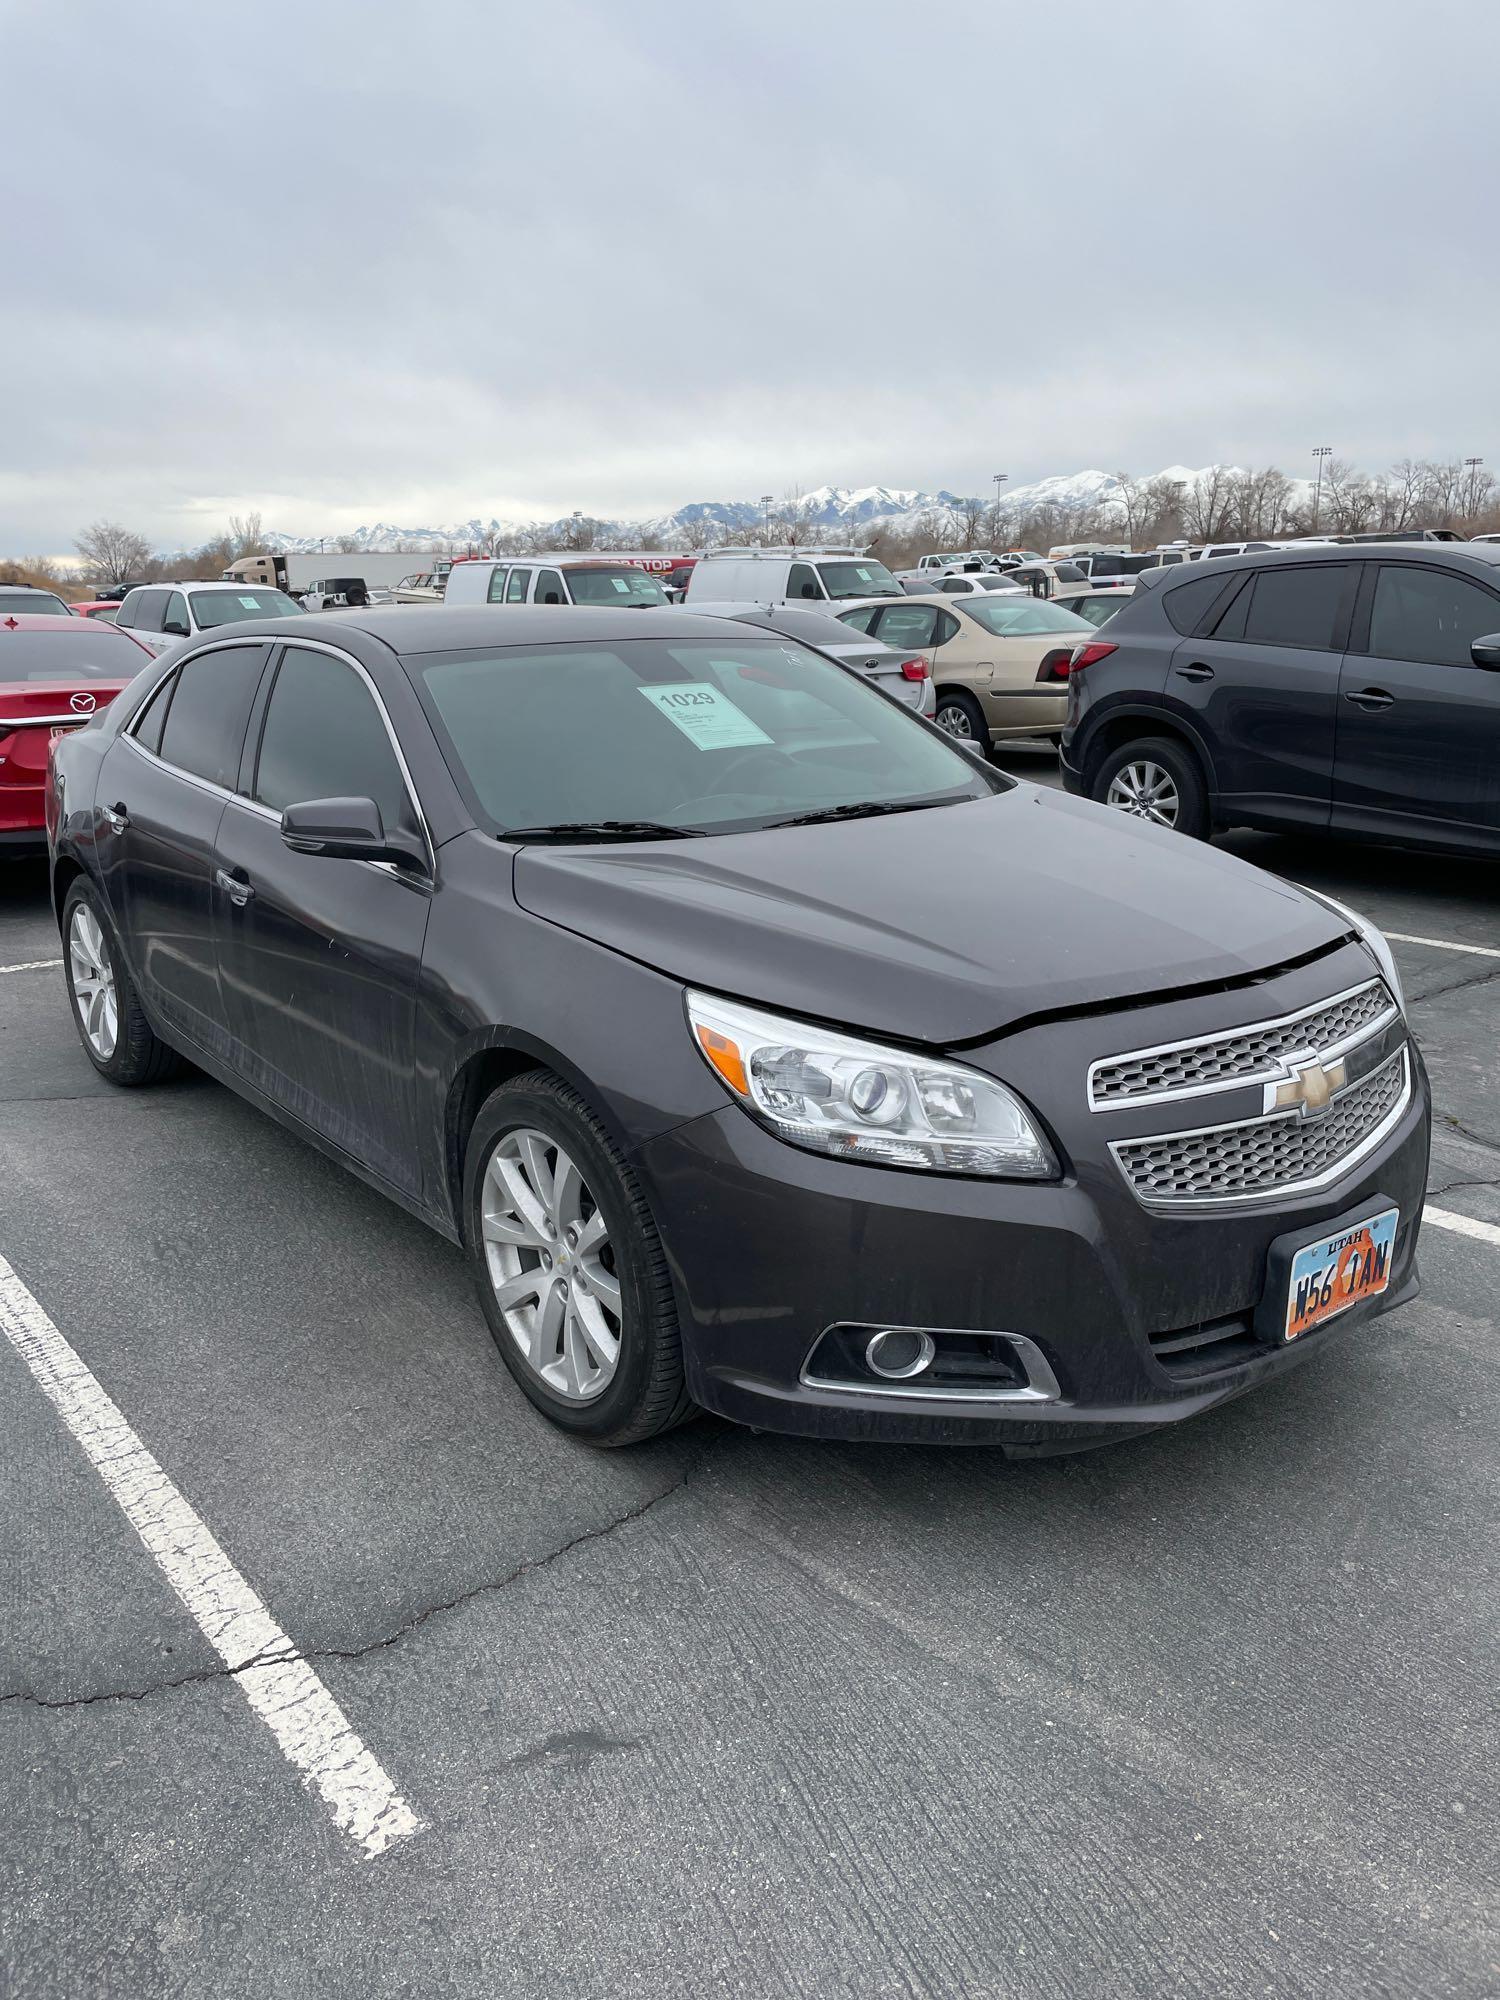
[[1112, 1048, 1409, 1207], [1089, 979, 1394, 1109]]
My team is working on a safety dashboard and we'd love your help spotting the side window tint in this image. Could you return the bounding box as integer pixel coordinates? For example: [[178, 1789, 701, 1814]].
[[114, 595, 138, 628], [135, 590, 167, 633], [255, 647, 410, 832], [163, 592, 189, 636], [872, 605, 937, 649], [786, 563, 821, 601], [1163, 571, 1236, 636], [536, 569, 565, 605], [505, 567, 531, 602], [486, 567, 509, 604], [1368, 566, 1500, 669], [1240, 565, 1347, 650], [158, 646, 266, 788], [132, 672, 175, 756], [838, 606, 878, 634]]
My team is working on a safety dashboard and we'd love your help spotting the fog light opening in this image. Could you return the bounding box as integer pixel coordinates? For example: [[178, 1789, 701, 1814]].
[[864, 1328, 937, 1381]]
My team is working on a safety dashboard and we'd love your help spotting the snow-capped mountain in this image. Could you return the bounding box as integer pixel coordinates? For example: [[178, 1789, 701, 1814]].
[[250, 466, 1270, 555]]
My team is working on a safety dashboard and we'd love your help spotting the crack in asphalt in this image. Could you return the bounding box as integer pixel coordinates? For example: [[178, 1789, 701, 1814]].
[[0, 1432, 722, 1715], [1426, 1175, 1500, 1200], [1410, 962, 1500, 1006], [1436, 1115, 1500, 1158]]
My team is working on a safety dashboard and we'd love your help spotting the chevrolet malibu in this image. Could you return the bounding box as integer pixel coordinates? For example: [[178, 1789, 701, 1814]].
[[47, 607, 1429, 1449]]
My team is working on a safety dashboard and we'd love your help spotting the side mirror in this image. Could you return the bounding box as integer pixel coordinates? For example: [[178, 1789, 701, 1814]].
[[280, 796, 425, 869], [952, 736, 990, 765], [162, 617, 189, 638], [1471, 633, 1500, 670]]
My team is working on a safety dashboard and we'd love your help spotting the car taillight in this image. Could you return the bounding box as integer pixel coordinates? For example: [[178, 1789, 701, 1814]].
[[900, 657, 929, 681], [1073, 641, 1118, 670]]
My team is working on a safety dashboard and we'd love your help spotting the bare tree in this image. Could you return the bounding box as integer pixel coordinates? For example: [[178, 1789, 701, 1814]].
[[334, 533, 361, 554], [1179, 467, 1236, 542], [771, 489, 818, 547], [945, 497, 989, 550], [74, 519, 155, 587], [227, 511, 265, 559], [1110, 474, 1155, 549]]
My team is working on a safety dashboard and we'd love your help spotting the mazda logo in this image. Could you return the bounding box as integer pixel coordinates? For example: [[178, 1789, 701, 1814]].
[[69, 692, 97, 714]]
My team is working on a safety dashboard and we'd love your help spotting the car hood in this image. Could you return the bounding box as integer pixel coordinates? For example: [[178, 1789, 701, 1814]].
[[511, 784, 1352, 1045]]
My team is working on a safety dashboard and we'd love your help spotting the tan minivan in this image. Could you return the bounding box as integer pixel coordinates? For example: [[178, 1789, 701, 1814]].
[[836, 593, 1096, 746]]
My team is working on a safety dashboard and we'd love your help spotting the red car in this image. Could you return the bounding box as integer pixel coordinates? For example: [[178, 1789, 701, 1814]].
[[71, 600, 124, 621], [1, 614, 150, 851]]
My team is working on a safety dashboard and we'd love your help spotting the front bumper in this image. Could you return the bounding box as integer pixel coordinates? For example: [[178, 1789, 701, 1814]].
[[634, 1036, 1430, 1452]]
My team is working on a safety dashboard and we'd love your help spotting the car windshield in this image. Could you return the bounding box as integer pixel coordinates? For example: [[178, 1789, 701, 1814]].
[[0, 590, 71, 617], [564, 567, 670, 607], [414, 636, 992, 837], [0, 629, 139, 680], [959, 598, 1094, 638], [815, 560, 901, 600], [189, 588, 301, 627]]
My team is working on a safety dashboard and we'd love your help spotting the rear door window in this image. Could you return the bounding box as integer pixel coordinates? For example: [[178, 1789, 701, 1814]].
[[505, 567, 531, 603], [1236, 565, 1349, 650], [131, 672, 175, 755], [1164, 571, 1239, 636], [486, 567, 510, 604], [157, 645, 268, 789], [1367, 565, 1500, 669]]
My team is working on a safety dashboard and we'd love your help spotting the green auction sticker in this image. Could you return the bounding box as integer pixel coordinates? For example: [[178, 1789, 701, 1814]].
[[639, 682, 773, 751]]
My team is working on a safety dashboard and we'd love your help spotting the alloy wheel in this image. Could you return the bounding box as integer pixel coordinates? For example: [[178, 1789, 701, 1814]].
[[68, 904, 118, 1059], [1105, 759, 1180, 828], [480, 1128, 623, 1402], [935, 703, 973, 738]]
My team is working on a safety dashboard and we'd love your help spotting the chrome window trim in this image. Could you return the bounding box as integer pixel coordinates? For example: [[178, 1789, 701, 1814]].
[[0, 712, 96, 728], [1087, 977, 1396, 1112], [1109, 1046, 1412, 1212], [255, 636, 435, 872], [122, 633, 435, 872]]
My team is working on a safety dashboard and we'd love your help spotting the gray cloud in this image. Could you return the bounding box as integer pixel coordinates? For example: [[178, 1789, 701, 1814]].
[[3, 0, 1497, 550]]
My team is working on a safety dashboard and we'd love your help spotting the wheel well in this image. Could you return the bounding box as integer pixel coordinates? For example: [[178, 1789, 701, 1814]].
[[444, 1047, 548, 1238], [51, 856, 84, 935], [1080, 715, 1210, 795]]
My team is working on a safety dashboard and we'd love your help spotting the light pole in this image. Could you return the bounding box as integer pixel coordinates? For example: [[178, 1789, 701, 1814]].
[[760, 494, 774, 543], [1465, 456, 1484, 520], [1311, 446, 1333, 530]]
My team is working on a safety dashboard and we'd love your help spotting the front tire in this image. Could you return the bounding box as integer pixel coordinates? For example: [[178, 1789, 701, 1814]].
[[1091, 736, 1209, 839], [463, 1072, 694, 1445], [62, 880, 183, 1085]]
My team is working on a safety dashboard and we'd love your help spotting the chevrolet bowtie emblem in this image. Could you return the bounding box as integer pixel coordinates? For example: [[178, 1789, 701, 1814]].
[[1269, 1054, 1347, 1118]]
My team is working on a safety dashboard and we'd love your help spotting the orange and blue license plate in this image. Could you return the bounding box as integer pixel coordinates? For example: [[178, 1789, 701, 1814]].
[[1284, 1207, 1398, 1342]]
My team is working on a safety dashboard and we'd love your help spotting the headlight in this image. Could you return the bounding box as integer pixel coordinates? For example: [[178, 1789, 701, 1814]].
[[1300, 888, 1406, 1014], [686, 990, 1057, 1179]]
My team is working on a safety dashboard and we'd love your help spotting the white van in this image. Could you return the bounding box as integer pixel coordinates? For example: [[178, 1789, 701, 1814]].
[[444, 555, 672, 608], [682, 546, 903, 609]]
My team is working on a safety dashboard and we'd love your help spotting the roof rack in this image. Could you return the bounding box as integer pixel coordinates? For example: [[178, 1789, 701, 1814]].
[[699, 544, 869, 560]]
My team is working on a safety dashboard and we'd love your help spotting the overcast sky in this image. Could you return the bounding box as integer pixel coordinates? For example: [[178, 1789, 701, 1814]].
[[3, 0, 1497, 551]]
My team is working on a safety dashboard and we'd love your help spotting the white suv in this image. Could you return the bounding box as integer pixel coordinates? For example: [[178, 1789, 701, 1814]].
[[681, 546, 903, 610], [113, 579, 302, 655]]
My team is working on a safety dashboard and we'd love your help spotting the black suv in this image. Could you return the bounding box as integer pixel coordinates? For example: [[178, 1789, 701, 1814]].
[[1060, 542, 1500, 857]]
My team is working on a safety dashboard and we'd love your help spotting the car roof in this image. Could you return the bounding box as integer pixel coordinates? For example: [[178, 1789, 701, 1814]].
[[1181, 540, 1500, 571], [309, 604, 761, 655]]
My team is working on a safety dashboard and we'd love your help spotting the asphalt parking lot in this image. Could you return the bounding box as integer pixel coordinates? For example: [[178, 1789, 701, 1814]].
[[2, 757, 1497, 2000]]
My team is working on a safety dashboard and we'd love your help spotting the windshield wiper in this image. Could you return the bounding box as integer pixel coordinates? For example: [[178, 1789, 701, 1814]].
[[499, 819, 703, 843], [764, 795, 970, 830]]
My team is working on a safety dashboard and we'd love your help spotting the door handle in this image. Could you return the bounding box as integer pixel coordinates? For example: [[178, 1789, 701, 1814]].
[[215, 867, 255, 908], [1174, 664, 1214, 683], [1344, 688, 1395, 711], [103, 801, 129, 833]]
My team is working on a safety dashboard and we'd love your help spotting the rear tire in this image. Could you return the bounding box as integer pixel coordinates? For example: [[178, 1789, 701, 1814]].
[[62, 879, 184, 1086], [463, 1072, 695, 1446], [933, 688, 989, 749], [1090, 736, 1209, 840]]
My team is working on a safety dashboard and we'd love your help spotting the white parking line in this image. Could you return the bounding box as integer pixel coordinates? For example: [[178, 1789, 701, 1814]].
[[0, 959, 62, 974], [1424, 1204, 1500, 1249], [0, 1256, 423, 1861], [1386, 933, 1500, 960]]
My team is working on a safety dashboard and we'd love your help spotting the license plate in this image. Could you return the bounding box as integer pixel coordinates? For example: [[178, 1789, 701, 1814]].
[[1284, 1207, 1398, 1342]]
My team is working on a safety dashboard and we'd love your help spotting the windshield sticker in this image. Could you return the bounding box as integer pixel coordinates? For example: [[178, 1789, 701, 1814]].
[[239, 595, 261, 609], [639, 682, 773, 751], [612, 577, 631, 593]]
